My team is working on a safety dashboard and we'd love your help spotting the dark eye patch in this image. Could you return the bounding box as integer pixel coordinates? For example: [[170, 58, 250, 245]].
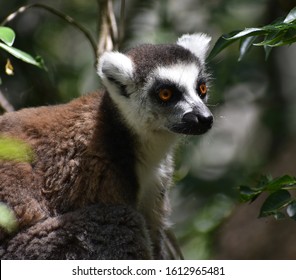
[[149, 79, 184, 106]]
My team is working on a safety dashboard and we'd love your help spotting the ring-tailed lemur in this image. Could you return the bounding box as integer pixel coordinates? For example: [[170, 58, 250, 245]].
[[0, 33, 213, 259]]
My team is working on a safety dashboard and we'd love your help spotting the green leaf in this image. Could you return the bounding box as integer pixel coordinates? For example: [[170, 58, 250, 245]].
[[264, 45, 273, 60], [255, 27, 296, 48], [265, 175, 296, 192], [260, 31, 284, 59], [0, 27, 15, 46], [239, 185, 261, 202], [0, 136, 34, 162], [239, 36, 257, 61], [266, 37, 296, 47], [0, 42, 44, 68], [254, 32, 284, 46], [259, 190, 292, 217], [207, 31, 240, 61], [35, 55, 47, 71], [225, 28, 265, 40], [284, 7, 296, 23]]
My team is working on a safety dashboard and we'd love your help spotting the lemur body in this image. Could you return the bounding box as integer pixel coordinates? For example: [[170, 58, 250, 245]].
[[0, 34, 213, 259]]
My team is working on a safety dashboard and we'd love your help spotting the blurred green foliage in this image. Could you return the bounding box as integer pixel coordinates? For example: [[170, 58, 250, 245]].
[[1, 0, 296, 259], [0, 136, 34, 162], [0, 202, 18, 234]]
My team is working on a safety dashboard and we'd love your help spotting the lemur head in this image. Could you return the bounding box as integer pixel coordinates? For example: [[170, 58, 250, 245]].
[[98, 33, 213, 137]]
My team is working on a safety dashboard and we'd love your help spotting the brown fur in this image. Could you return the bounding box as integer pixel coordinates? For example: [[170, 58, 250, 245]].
[[0, 91, 140, 238], [0, 204, 152, 260]]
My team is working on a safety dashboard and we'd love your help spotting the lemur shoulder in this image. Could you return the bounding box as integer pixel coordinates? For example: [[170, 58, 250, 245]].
[[0, 33, 213, 259]]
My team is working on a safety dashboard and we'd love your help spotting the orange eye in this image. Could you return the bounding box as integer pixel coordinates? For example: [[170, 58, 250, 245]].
[[159, 88, 173, 102], [199, 83, 207, 97]]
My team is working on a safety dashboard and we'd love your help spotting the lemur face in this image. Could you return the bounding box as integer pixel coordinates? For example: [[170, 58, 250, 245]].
[[98, 33, 213, 136]]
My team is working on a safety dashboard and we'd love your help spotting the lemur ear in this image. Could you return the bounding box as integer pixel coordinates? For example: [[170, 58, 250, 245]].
[[97, 51, 134, 87], [177, 33, 211, 63]]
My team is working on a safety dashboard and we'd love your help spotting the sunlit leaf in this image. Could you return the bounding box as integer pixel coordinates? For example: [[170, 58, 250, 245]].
[[259, 190, 292, 217], [284, 6, 296, 23], [225, 28, 265, 40], [0, 26, 15, 46], [0, 42, 44, 68]]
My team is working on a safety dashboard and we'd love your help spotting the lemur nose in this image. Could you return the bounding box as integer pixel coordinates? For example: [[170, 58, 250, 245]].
[[182, 111, 213, 135], [183, 112, 213, 127], [198, 113, 214, 127], [182, 112, 198, 124]]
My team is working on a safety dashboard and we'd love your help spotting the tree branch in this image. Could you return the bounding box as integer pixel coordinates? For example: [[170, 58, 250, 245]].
[[1, 4, 98, 61], [0, 89, 14, 112], [119, 0, 126, 50], [97, 0, 120, 57]]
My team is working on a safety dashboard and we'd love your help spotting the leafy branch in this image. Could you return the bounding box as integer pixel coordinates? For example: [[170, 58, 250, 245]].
[[208, 6, 296, 61], [240, 175, 296, 220], [0, 26, 44, 69], [0, 26, 43, 112], [0, 1, 126, 112], [207, 5, 296, 222]]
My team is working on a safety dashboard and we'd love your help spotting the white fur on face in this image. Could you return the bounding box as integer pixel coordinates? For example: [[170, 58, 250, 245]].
[[151, 63, 207, 106], [97, 47, 210, 138], [154, 63, 199, 90], [114, 62, 209, 137]]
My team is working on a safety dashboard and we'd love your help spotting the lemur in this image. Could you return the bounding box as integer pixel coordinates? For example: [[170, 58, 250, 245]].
[[0, 33, 213, 259]]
